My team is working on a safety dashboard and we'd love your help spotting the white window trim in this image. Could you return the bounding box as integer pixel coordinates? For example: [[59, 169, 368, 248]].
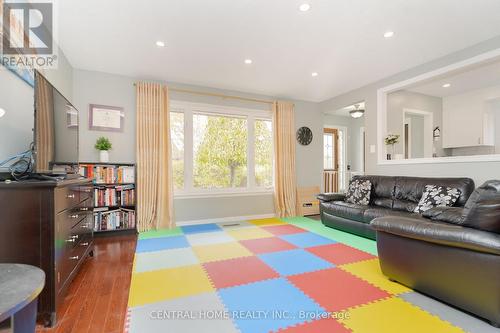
[[170, 100, 274, 198]]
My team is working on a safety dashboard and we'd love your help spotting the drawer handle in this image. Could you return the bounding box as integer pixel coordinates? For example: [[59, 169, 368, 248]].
[[70, 214, 79, 219], [69, 256, 79, 260], [66, 237, 76, 243], [80, 207, 89, 211], [67, 194, 76, 199], [81, 242, 89, 246]]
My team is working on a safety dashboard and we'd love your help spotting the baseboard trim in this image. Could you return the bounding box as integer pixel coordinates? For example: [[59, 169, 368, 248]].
[[176, 213, 276, 226]]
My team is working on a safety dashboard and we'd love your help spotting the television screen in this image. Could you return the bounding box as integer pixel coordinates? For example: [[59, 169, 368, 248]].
[[0, 67, 35, 175], [34, 72, 79, 173]]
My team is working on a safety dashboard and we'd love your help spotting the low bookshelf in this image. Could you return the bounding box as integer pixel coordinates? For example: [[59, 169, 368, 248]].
[[79, 162, 137, 236]]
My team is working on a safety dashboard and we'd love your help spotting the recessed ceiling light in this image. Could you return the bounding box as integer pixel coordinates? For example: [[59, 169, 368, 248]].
[[383, 31, 395, 38], [244, 59, 253, 64], [0, 108, 5, 118], [299, 3, 311, 12], [442, 83, 451, 88], [156, 40, 165, 47], [311, 72, 318, 77]]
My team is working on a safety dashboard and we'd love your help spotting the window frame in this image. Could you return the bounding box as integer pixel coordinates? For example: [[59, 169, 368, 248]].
[[170, 101, 274, 198]]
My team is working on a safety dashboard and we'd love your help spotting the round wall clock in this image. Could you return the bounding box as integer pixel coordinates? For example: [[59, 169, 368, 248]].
[[296, 126, 313, 145]]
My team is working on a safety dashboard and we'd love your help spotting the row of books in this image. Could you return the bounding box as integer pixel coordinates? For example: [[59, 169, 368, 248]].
[[79, 164, 135, 184], [94, 185, 135, 207], [93, 208, 136, 232]]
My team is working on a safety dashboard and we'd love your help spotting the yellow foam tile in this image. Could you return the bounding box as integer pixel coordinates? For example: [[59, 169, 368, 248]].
[[128, 264, 213, 307], [227, 227, 274, 241], [192, 242, 253, 263], [248, 218, 286, 227], [339, 258, 410, 295], [339, 297, 464, 333]]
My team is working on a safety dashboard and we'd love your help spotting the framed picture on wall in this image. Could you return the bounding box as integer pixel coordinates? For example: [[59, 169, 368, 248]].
[[89, 104, 124, 132]]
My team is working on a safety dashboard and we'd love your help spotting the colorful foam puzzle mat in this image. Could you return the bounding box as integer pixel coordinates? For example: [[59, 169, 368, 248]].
[[127, 217, 500, 333]]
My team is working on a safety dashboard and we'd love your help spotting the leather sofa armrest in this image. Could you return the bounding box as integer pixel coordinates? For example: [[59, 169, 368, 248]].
[[317, 193, 346, 203], [371, 216, 500, 256], [422, 207, 465, 224]]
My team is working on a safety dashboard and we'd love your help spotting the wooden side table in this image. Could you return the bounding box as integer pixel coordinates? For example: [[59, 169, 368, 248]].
[[0, 264, 45, 333]]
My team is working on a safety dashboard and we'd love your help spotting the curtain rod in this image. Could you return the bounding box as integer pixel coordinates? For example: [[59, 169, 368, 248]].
[[133, 83, 274, 105]]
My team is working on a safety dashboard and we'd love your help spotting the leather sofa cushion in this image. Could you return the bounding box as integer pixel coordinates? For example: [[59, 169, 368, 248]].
[[363, 207, 419, 223], [352, 175, 396, 205], [462, 180, 500, 234], [393, 176, 474, 207], [317, 193, 346, 203], [322, 201, 367, 223], [392, 199, 417, 213], [371, 216, 500, 256], [422, 207, 465, 224]]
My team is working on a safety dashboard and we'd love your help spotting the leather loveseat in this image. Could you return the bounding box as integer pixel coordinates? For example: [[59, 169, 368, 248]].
[[317, 175, 475, 239]]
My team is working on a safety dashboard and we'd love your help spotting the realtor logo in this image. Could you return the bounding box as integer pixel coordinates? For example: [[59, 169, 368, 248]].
[[2, 1, 53, 54]]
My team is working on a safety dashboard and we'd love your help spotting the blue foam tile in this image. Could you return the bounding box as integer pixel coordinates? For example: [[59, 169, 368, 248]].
[[218, 278, 325, 333], [280, 232, 336, 248], [259, 249, 334, 276], [181, 223, 222, 234], [136, 235, 189, 253]]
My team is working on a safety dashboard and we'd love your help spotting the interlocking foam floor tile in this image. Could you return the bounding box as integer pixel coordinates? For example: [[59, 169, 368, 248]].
[[240, 237, 297, 255], [339, 259, 410, 295], [203, 256, 279, 289], [259, 249, 333, 276], [280, 232, 336, 248], [136, 235, 190, 253], [276, 318, 351, 333], [227, 227, 274, 241], [400, 292, 499, 333], [192, 242, 253, 263], [287, 268, 390, 311], [129, 292, 239, 333], [307, 243, 376, 265], [248, 217, 287, 226], [128, 264, 214, 307], [186, 231, 234, 246], [134, 247, 198, 273], [181, 223, 222, 234], [139, 227, 183, 240], [339, 297, 464, 333], [218, 277, 325, 333], [263, 224, 307, 236]]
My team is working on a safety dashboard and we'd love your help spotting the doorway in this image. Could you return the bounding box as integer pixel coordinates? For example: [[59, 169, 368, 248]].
[[323, 128, 341, 192]]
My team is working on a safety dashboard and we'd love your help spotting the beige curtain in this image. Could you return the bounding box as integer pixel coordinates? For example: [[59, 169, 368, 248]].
[[273, 101, 297, 217], [136, 82, 174, 231], [35, 74, 54, 172]]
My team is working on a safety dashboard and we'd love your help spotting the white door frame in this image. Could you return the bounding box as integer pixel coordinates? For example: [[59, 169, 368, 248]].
[[403, 108, 434, 158]]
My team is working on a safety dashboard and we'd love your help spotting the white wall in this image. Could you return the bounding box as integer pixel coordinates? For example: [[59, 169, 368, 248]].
[[72, 69, 323, 222], [319, 35, 500, 186]]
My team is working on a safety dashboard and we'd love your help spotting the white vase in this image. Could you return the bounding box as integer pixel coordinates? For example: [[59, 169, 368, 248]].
[[99, 150, 109, 163]]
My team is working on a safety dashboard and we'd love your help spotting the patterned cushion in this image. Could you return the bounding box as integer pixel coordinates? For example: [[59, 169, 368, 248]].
[[345, 179, 372, 206], [414, 185, 461, 214]]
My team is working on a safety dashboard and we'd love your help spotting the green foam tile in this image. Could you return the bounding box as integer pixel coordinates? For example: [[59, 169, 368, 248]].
[[139, 227, 183, 240]]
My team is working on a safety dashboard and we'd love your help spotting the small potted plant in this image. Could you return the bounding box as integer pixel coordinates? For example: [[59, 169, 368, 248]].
[[384, 134, 400, 160], [95, 137, 112, 163]]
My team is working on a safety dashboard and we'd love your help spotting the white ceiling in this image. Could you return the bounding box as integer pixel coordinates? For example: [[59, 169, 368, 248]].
[[407, 58, 500, 97], [57, 0, 500, 102]]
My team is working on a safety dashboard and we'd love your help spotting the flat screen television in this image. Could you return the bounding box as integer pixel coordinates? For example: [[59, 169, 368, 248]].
[[0, 67, 79, 179]]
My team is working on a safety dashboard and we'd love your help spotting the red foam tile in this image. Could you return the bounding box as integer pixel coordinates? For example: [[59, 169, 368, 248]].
[[277, 318, 351, 333], [263, 224, 307, 236], [306, 243, 376, 265], [288, 268, 390, 311], [202, 256, 279, 289], [240, 237, 297, 255]]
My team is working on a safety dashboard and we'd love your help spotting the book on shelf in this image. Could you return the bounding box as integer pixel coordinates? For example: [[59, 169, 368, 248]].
[[94, 185, 135, 207], [79, 164, 135, 184], [94, 208, 136, 232]]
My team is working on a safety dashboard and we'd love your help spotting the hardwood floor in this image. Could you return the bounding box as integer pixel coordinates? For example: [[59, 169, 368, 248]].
[[37, 235, 137, 333]]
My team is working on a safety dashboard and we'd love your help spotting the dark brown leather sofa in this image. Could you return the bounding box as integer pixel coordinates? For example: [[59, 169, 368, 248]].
[[372, 180, 500, 327], [317, 175, 475, 239]]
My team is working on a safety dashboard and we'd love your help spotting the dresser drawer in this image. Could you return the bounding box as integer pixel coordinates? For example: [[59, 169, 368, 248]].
[[57, 234, 92, 293], [79, 185, 93, 204], [55, 186, 80, 213]]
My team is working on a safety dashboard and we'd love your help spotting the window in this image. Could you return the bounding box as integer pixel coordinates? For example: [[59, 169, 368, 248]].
[[170, 102, 273, 195]]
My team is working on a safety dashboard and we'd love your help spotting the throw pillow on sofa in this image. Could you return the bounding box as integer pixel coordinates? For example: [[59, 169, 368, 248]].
[[414, 185, 461, 214], [345, 179, 372, 206]]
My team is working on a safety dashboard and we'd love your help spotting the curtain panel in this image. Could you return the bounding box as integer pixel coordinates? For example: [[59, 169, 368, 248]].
[[136, 82, 174, 231], [273, 101, 297, 217]]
